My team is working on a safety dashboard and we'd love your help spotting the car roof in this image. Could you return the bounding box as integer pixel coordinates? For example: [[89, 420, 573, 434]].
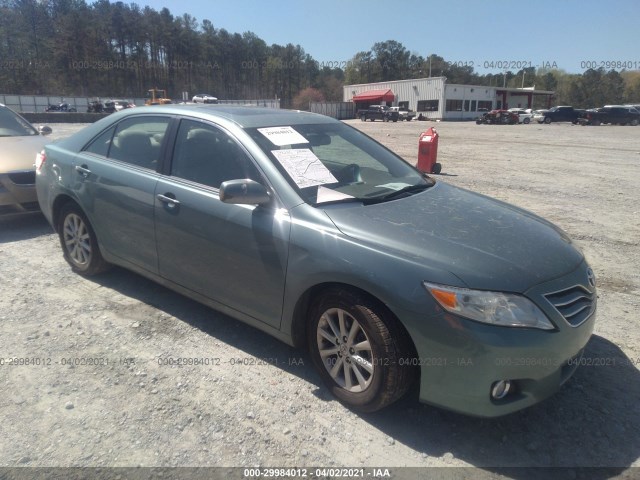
[[123, 104, 337, 128], [51, 105, 339, 152]]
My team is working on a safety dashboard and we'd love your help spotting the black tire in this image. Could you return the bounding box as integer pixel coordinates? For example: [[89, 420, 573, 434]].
[[58, 203, 110, 276], [307, 288, 416, 412], [523, 117, 530, 124], [631, 119, 639, 126], [431, 163, 442, 174], [544, 117, 552, 124]]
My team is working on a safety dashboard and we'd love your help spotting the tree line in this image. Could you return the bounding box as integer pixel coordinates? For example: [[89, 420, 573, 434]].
[[1, 1, 639, 109], [0, 0, 344, 107]]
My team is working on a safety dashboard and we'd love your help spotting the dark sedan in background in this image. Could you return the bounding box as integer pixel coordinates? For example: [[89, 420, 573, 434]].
[[36, 105, 596, 416]]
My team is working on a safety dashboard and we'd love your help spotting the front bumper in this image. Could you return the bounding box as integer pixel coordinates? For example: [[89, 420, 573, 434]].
[[399, 261, 596, 417], [0, 171, 39, 215]]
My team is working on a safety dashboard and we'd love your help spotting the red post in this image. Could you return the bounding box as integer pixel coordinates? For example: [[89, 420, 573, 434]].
[[417, 127, 441, 174]]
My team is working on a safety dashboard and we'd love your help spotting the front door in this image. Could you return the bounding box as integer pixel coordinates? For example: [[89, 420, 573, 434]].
[[154, 118, 290, 328]]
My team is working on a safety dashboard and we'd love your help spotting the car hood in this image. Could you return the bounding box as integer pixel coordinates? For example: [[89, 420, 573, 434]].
[[322, 182, 583, 293], [0, 135, 49, 172]]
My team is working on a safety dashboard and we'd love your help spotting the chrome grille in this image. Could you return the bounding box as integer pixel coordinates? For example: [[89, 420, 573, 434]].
[[545, 285, 596, 327]]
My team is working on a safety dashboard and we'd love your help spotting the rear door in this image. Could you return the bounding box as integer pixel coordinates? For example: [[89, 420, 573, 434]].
[[74, 115, 171, 273], [154, 118, 290, 328]]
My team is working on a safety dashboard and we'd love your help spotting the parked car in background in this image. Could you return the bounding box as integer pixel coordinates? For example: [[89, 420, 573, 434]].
[[358, 105, 399, 122], [36, 105, 596, 417], [533, 109, 549, 123], [87, 100, 104, 113], [0, 103, 52, 215], [539, 106, 582, 124], [45, 102, 77, 113], [390, 106, 416, 121], [476, 109, 519, 125], [508, 108, 534, 124], [578, 106, 640, 126], [104, 100, 135, 114], [192, 94, 218, 104]]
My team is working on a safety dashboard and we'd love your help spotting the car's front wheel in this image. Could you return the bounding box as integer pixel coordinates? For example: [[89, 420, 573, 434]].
[[58, 204, 109, 276], [308, 288, 415, 412]]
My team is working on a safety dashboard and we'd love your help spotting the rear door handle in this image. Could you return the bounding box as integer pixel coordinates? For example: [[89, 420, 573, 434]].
[[156, 193, 181, 207], [75, 165, 91, 177]]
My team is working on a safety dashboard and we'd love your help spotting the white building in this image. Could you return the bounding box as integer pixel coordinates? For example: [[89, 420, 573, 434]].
[[343, 77, 554, 120]]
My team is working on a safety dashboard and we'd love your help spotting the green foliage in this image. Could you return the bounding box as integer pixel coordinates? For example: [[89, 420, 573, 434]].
[[0, 2, 635, 108], [292, 87, 325, 110], [0, 0, 335, 105]]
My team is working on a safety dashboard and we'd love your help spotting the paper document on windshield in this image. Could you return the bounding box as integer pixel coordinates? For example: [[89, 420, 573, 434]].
[[258, 126, 308, 146], [376, 182, 411, 191], [271, 149, 337, 188], [316, 186, 354, 203]]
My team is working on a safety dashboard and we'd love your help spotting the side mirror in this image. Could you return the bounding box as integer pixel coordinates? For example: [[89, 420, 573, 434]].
[[39, 125, 52, 136], [219, 179, 271, 205]]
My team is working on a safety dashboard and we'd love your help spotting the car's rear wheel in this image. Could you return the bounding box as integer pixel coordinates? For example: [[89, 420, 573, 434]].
[[308, 288, 415, 412], [631, 119, 639, 126], [544, 117, 552, 124], [523, 117, 530, 124], [58, 204, 109, 276]]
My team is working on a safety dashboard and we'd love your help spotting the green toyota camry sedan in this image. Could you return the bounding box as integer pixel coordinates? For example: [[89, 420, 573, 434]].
[[36, 105, 596, 416]]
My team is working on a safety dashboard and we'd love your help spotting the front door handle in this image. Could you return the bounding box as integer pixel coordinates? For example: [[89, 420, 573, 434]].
[[156, 193, 181, 207]]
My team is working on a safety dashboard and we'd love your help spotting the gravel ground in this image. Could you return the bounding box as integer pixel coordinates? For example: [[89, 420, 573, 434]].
[[1, 119, 639, 478]]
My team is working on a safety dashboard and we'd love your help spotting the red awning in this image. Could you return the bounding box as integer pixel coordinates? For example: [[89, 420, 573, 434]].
[[352, 89, 395, 103]]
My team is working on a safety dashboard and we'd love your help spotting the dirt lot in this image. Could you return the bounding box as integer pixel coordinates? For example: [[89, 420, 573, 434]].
[[1, 119, 639, 477]]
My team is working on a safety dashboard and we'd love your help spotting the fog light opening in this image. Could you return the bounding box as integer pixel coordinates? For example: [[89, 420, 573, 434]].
[[491, 380, 513, 400]]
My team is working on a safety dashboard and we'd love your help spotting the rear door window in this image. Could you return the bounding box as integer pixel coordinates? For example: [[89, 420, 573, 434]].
[[83, 116, 170, 170]]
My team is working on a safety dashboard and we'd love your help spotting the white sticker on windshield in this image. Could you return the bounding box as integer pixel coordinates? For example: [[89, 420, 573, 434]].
[[258, 126, 309, 146], [316, 186, 354, 203], [271, 149, 337, 188], [376, 182, 412, 191]]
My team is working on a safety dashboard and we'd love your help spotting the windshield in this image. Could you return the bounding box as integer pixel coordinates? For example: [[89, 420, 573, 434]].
[[0, 106, 39, 137], [247, 122, 433, 205]]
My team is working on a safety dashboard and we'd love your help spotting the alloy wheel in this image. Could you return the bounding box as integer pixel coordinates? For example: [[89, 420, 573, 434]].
[[63, 213, 92, 267], [316, 307, 374, 392]]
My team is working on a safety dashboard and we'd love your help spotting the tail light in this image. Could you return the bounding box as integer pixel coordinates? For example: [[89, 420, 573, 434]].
[[35, 150, 47, 173]]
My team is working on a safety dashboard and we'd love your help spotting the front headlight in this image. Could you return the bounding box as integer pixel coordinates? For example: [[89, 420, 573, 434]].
[[423, 282, 554, 330]]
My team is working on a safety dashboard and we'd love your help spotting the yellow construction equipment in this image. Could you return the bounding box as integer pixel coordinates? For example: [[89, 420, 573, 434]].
[[145, 88, 172, 105]]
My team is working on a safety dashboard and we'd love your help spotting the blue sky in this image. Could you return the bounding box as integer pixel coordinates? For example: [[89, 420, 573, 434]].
[[136, 0, 638, 74]]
